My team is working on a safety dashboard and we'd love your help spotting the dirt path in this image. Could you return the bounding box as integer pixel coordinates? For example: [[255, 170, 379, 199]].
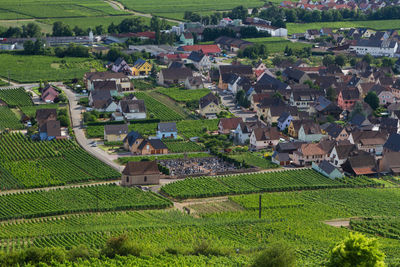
[[324, 219, 351, 228], [104, 0, 181, 23], [0, 180, 120, 195]]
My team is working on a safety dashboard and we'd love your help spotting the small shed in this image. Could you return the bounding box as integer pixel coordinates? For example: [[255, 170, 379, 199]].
[[312, 160, 344, 179], [121, 161, 162, 186]]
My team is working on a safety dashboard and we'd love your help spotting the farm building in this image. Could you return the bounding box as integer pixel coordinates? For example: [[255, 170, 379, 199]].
[[121, 161, 162, 186]]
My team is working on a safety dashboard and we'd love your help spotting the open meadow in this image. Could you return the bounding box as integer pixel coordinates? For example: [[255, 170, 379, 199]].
[[0, 54, 105, 83], [244, 37, 313, 53], [287, 19, 400, 34]]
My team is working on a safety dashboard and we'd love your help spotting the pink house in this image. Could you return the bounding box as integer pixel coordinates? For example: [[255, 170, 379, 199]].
[[41, 85, 59, 103], [337, 89, 360, 111]]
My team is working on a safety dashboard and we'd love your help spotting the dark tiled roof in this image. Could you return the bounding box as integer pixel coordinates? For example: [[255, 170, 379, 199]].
[[104, 124, 129, 135], [93, 80, 117, 91], [200, 92, 219, 109], [36, 108, 57, 121], [161, 68, 193, 80], [340, 89, 360, 100], [122, 161, 160, 175], [39, 120, 61, 137], [318, 160, 337, 175], [85, 71, 127, 81], [219, 64, 253, 76], [384, 133, 400, 152], [188, 51, 205, 62], [158, 122, 177, 132], [124, 131, 143, 147], [138, 139, 168, 150], [120, 100, 146, 113], [219, 117, 243, 131]]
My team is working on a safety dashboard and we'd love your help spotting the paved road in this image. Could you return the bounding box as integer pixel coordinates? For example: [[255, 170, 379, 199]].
[[62, 86, 124, 172]]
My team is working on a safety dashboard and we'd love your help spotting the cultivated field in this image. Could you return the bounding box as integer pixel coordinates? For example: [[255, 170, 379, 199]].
[[156, 87, 210, 102], [160, 169, 381, 199], [244, 37, 313, 53], [0, 54, 105, 83], [135, 92, 185, 121], [0, 133, 120, 189], [286, 19, 400, 34]]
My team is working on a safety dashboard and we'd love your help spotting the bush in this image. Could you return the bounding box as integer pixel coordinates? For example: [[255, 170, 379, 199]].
[[252, 242, 296, 267], [68, 245, 97, 261], [192, 240, 227, 256], [101, 234, 142, 258]]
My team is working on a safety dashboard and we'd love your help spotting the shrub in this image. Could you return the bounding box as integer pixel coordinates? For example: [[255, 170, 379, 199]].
[[252, 242, 296, 267], [68, 245, 97, 261], [101, 234, 142, 258], [192, 240, 228, 256]]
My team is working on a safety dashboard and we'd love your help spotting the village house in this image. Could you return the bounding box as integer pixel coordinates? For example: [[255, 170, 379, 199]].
[[233, 121, 266, 145], [157, 122, 177, 139], [219, 65, 253, 90], [282, 67, 310, 84], [324, 123, 349, 141], [383, 133, 400, 154], [93, 80, 119, 96], [40, 84, 59, 103], [35, 108, 57, 127], [370, 84, 396, 105], [271, 151, 291, 166], [39, 120, 62, 141], [349, 39, 398, 57], [329, 142, 357, 167], [111, 57, 130, 74], [88, 90, 118, 112], [290, 90, 324, 111], [121, 161, 162, 186], [185, 76, 204, 89], [138, 139, 168, 155], [337, 89, 360, 111], [158, 67, 193, 86], [119, 99, 146, 120], [131, 59, 152, 76], [84, 71, 133, 92], [277, 112, 293, 131], [349, 130, 388, 156], [215, 36, 253, 52], [379, 152, 400, 175], [199, 92, 220, 118], [218, 117, 243, 134], [187, 51, 211, 71], [292, 143, 328, 166], [342, 151, 377, 176], [297, 121, 324, 142], [312, 160, 344, 179], [104, 124, 129, 142], [249, 127, 280, 150], [178, 44, 221, 56], [379, 117, 400, 135], [123, 131, 144, 154], [180, 32, 194, 45]]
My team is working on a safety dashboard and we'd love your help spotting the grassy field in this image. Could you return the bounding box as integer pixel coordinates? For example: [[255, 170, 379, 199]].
[[244, 37, 312, 53], [156, 87, 210, 102], [0, 0, 125, 20], [228, 152, 279, 169], [117, 152, 210, 164], [118, 0, 268, 20], [0, 54, 105, 83], [286, 19, 400, 34]]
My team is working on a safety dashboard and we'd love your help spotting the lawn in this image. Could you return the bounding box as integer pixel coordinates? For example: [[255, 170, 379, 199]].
[[228, 152, 279, 169], [286, 19, 400, 34], [0, 54, 105, 83], [117, 152, 210, 164], [156, 87, 210, 102], [244, 37, 312, 53], [118, 0, 269, 20], [0, 0, 125, 20]]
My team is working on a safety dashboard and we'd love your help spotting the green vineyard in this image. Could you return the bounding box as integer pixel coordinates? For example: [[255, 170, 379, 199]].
[[0, 133, 120, 189], [0, 184, 171, 220], [0, 106, 24, 130], [135, 92, 185, 121], [163, 140, 205, 153], [0, 88, 33, 107], [160, 169, 381, 199]]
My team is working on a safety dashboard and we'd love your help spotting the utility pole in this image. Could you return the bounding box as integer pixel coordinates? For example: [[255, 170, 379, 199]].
[[259, 194, 262, 219], [8, 70, 10, 85]]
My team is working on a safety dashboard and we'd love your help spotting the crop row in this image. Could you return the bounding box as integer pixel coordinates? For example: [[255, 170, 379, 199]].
[[156, 87, 210, 102], [134, 92, 184, 121], [164, 140, 205, 153], [0, 88, 33, 107], [160, 169, 382, 199], [0, 106, 24, 130], [0, 184, 172, 221]]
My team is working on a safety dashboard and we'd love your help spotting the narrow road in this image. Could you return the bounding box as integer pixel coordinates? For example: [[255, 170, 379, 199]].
[[104, 0, 181, 24], [62, 86, 124, 172], [219, 91, 258, 122]]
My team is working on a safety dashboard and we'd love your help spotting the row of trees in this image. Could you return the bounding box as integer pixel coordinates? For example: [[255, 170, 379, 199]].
[[23, 40, 89, 58]]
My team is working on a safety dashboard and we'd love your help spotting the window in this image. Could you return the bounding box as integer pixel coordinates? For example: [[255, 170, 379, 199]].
[[126, 176, 129, 183], [144, 176, 147, 182]]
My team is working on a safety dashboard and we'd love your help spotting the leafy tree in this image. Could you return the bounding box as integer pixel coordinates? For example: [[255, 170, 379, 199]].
[[252, 242, 296, 267], [349, 101, 365, 119], [362, 54, 373, 64], [381, 57, 394, 68], [21, 23, 41, 38], [94, 25, 105, 35], [101, 234, 142, 258], [322, 55, 335, 67], [335, 54, 346, 67], [52, 21, 73, 36], [364, 91, 380, 110], [328, 233, 385, 267], [326, 87, 337, 101]]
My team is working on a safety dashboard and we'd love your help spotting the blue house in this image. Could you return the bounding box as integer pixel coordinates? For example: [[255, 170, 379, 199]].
[[39, 120, 61, 141], [312, 160, 344, 179], [277, 112, 293, 131], [156, 122, 177, 139]]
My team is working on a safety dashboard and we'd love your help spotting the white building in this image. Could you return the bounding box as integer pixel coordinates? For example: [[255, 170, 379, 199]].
[[349, 39, 398, 57], [254, 25, 288, 37]]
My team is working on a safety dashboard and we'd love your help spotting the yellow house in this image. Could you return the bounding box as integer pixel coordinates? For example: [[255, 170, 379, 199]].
[[199, 92, 221, 118], [131, 59, 152, 76]]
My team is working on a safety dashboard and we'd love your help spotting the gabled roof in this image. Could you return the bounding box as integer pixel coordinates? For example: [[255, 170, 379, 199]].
[[199, 92, 219, 109], [39, 120, 61, 137], [318, 160, 338, 175], [272, 151, 291, 162], [133, 58, 148, 68], [334, 143, 356, 159], [188, 51, 206, 62], [219, 64, 253, 76], [41, 86, 59, 102], [253, 127, 280, 141], [93, 80, 117, 91], [282, 67, 307, 81], [90, 90, 112, 101], [138, 138, 168, 150], [370, 84, 388, 96], [120, 100, 146, 113], [161, 68, 193, 80], [124, 131, 143, 147], [325, 123, 344, 138], [346, 153, 377, 175], [340, 89, 359, 100], [187, 76, 203, 87], [158, 122, 177, 132], [384, 133, 400, 152], [114, 57, 126, 66], [104, 124, 129, 135], [122, 161, 160, 175], [256, 74, 289, 91], [36, 108, 57, 121], [85, 71, 127, 81], [350, 114, 371, 127], [278, 112, 291, 124], [219, 117, 243, 131]]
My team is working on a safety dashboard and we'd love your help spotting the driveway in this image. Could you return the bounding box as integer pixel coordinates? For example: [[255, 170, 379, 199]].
[[219, 92, 257, 121], [62, 86, 124, 172]]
